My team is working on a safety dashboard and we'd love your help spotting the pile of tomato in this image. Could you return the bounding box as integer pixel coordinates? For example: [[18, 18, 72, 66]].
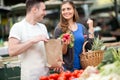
[[40, 69, 84, 80]]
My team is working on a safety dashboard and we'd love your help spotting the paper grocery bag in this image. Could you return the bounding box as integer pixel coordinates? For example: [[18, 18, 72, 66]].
[[44, 39, 63, 68]]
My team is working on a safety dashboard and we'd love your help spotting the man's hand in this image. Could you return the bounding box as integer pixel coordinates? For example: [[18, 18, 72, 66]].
[[48, 57, 64, 72], [31, 34, 48, 43]]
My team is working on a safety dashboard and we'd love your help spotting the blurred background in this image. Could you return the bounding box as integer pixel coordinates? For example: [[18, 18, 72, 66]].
[[0, 0, 120, 42], [0, 0, 120, 79]]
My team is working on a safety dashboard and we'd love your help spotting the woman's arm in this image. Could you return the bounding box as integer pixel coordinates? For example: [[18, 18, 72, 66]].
[[87, 19, 94, 38], [82, 19, 94, 51]]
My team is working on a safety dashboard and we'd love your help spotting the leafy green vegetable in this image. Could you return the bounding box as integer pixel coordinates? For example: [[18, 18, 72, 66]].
[[97, 47, 120, 71], [99, 61, 120, 76], [97, 48, 115, 69], [112, 47, 120, 61]]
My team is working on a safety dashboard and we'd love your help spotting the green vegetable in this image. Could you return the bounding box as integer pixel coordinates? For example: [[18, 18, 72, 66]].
[[112, 47, 120, 61], [118, 48, 120, 53], [97, 48, 115, 69], [97, 47, 120, 70], [99, 61, 120, 76]]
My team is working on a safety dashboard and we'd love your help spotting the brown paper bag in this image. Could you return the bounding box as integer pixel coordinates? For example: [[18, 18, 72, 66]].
[[44, 39, 63, 68]]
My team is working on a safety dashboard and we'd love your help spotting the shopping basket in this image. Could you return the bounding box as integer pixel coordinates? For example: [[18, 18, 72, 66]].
[[80, 41, 104, 69]]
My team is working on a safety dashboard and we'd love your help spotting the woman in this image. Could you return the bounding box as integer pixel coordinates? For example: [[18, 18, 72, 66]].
[[54, 1, 94, 71]]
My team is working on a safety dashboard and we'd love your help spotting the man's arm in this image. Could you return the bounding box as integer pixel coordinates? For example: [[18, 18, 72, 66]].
[[8, 35, 48, 57], [8, 37, 34, 56]]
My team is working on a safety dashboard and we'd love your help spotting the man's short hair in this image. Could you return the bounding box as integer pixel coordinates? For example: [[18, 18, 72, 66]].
[[25, 0, 44, 12]]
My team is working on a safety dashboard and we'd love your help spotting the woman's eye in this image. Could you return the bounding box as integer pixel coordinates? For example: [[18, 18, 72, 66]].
[[62, 7, 71, 12], [67, 8, 71, 10], [62, 8, 65, 11]]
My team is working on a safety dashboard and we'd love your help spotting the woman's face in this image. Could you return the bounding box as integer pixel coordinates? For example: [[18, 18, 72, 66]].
[[61, 3, 74, 21]]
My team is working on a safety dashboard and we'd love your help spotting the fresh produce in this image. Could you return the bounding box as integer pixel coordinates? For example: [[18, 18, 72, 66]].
[[97, 48, 115, 69], [98, 47, 120, 76], [99, 61, 120, 76], [97, 47, 120, 69], [79, 47, 120, 80], [81, 73, 120, 80], [60, 33, 74, 48], [91, 36, 104, 51], [40, 76, 49, 80], [49, 73, 59, 80], [40, 69, 84, 80], [112, 47, 120, 61]]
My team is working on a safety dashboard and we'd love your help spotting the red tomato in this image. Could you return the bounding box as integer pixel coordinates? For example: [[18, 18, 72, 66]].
[[79, 69, 84, 74], [68, 76, 75, 80], [77, 73, 82, 78], [49, 73, 59, 79], [64, 71, 72, 78], [57, 76, 66, 80], [39, 76, 48, 80], [49, 79, 54, 80], [72, 70, 80, 78], [59, 72, 66, 77]]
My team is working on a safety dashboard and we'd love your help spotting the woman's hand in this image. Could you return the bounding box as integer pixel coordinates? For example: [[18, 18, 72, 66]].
[[87, 18, 93, 28], [61, 33, 72, 45], [87, 18, 94, 38], [61, 33, 72, 54]]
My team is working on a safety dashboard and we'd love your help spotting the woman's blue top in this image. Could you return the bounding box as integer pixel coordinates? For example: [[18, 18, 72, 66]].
[[72, 23, 84, 69]]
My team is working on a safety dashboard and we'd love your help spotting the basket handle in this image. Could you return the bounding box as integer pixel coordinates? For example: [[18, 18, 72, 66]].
[[82, 41, 88, 54]]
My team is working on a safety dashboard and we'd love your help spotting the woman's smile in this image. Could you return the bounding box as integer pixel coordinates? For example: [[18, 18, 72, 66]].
[[61, 3, 74, 20]]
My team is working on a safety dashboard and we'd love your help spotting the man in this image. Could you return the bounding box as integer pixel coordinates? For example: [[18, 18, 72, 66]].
[[8, 0, 49, 80]]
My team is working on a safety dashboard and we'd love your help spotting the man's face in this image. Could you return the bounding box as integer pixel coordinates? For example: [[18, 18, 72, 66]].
[[35, 2, 46, 22]]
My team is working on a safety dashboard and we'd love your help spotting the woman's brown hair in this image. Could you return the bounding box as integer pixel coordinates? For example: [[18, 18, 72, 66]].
[[59, 1, 80, 33]]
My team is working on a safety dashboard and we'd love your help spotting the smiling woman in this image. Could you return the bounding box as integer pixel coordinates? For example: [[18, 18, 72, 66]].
[[54, 0, 94, 71]]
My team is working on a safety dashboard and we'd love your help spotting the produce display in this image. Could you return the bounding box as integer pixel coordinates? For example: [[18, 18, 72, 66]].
[[79, 47, 120, 80], [40, 70, 84, 80], [40, 47, 120, 80], [40, 36, 120, 80]]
